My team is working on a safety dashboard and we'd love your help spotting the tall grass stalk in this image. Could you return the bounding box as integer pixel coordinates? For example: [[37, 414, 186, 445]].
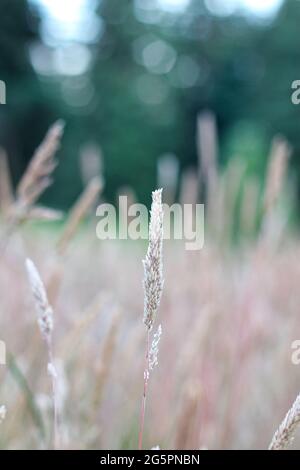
[[57, 176, 103, 256], [138, 189, 164, 450], [25, 258, 59, 449]]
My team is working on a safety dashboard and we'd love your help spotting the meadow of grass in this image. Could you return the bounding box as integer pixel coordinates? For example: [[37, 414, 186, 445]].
[[0, 117, 300, 450]]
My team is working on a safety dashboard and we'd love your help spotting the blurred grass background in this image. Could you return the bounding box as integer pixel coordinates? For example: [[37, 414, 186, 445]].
[[2, 1, 300, 451]]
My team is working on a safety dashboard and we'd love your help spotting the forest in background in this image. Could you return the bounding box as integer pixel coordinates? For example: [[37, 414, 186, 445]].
[[0, 0, 300, 210]]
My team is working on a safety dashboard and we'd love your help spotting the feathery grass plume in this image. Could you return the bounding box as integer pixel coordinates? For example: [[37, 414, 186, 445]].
[[0, 148, 14, 217], [57, 176, 103, 256], [16, 121, 64, 211], [143, 189, 164, 331], [26, 259, 53, 340], [269, 393, 300, 450], [25, 258, 59, 449], [0, 405, 6, 423], [139, 189, 164, 450], [0, 122, 64, 252]]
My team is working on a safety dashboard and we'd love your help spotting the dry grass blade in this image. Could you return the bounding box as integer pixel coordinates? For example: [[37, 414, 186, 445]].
[[197, 111, 218, 207], [80, 143, 103, 186], [46, 258, 64, 306], [157, 154, 179, 206], [240, 177, 260, 236], [7, 352, 46, 440], [0, 148, 14, 216], [93, 309, 120, 409], [179, 167, 199, 206], [57, 176, 103, 255], [175, 380, 201, 450], [58, 292, 111, 359], [259, 136, 291, 243], [269, 393, 300, 450], [264, 136, 291, 216]]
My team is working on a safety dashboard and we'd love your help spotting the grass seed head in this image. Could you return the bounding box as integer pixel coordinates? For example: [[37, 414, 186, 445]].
[[143, 189, 164, 330], [25, 258, 54, 341], [269, 392, 300, 450]]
